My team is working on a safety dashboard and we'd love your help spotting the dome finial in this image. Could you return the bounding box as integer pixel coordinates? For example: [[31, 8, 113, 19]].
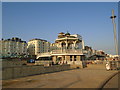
[[65, 31, 70, 36], [67, 30, 69, 33]]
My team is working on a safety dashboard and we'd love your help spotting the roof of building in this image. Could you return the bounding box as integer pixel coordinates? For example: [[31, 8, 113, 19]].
[[29, 38, 47, 42], [65, 32, 70, 36], [3, 37, 27, 43], [59, 32, 64, 34]]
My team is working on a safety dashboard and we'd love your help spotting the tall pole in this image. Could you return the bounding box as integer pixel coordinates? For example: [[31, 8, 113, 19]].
[[110, 9, 118, 55]]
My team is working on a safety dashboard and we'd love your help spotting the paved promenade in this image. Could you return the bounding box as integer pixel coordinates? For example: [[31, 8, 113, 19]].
[[2, 64, 118, 88], [103, 71, 119, 88]]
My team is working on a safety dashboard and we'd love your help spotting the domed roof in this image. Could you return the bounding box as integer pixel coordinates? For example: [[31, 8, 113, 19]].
[[65, 32, 70, 35], [59, 32, 64, 34]]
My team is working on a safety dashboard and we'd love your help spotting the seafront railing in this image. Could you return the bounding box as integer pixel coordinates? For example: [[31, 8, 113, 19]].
[[51, 49, 83, 54], [37, 49, 84, 58]]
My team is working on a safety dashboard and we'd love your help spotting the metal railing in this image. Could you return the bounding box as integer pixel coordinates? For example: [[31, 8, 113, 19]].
[[51, 49, 83, 54]]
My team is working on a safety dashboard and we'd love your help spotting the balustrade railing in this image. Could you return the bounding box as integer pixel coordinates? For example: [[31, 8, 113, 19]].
[[51, 49, 83, 54], [37, 49, 84, 56]]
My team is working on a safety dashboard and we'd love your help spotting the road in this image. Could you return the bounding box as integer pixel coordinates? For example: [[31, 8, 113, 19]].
[[102, 71, 119, 89], [2, 64, 118, 88]]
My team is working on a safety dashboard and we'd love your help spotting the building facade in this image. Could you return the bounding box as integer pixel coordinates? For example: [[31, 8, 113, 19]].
[[0, 37, 27, 57], [27, 38, 51, 55], [51, 32, 84, 50], [37, 32, 86, 68]]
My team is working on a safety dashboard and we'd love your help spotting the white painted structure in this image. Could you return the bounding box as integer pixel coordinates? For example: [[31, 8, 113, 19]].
[[37, 32, 86, 68]]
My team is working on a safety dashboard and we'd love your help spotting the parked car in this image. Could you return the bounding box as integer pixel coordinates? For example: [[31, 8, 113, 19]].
[[27, 59, 35, 63]]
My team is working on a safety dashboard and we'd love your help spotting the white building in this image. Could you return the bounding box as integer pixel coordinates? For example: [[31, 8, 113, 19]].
[[27, 38, 51, 55], [0, 37, 27, 57], [37, 32, 86, 68], [50, 32, 85, 50]]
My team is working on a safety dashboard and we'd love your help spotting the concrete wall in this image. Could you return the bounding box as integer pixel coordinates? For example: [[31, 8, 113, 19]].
[[35, 61, 52, 66], [2, 59, 27, 68], [2, 64, 70, 80], [65, 56, 70, 61], [76, 56, 80, 61], [67, 61, 87, 69], [52, 56, 57, 64]]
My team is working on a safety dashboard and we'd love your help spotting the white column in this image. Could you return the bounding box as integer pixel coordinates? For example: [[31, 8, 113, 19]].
[[65, 41, 68, 49], [82, 40, 85, 49], [73, 41, 77, 49], [60, 42, 63, 48], [60, 42, 63, 53]]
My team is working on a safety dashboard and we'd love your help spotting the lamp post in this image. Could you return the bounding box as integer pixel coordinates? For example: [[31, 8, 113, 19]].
[[110, 9, 118, 55]]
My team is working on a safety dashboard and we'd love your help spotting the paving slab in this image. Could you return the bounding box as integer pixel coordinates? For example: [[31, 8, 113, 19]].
[[2, 64, 118, 88]]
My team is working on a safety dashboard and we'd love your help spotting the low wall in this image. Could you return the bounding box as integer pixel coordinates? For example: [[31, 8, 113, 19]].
[[68, 61, 87, 68], [2, 59, 27, 68], [2, 64, 70, 80], [35, 60, 52, 66]]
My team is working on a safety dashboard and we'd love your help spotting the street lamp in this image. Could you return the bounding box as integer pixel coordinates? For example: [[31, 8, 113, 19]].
[[110, 9, 118, 55]]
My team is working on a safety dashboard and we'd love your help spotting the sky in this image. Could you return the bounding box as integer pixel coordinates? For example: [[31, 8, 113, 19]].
[[2, 2, 118, 55]]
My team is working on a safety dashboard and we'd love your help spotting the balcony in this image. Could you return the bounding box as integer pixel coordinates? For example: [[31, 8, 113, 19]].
[[37, 49, 84, 59], [37, 49, 108, 60], [51, 49, 83, 55]]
